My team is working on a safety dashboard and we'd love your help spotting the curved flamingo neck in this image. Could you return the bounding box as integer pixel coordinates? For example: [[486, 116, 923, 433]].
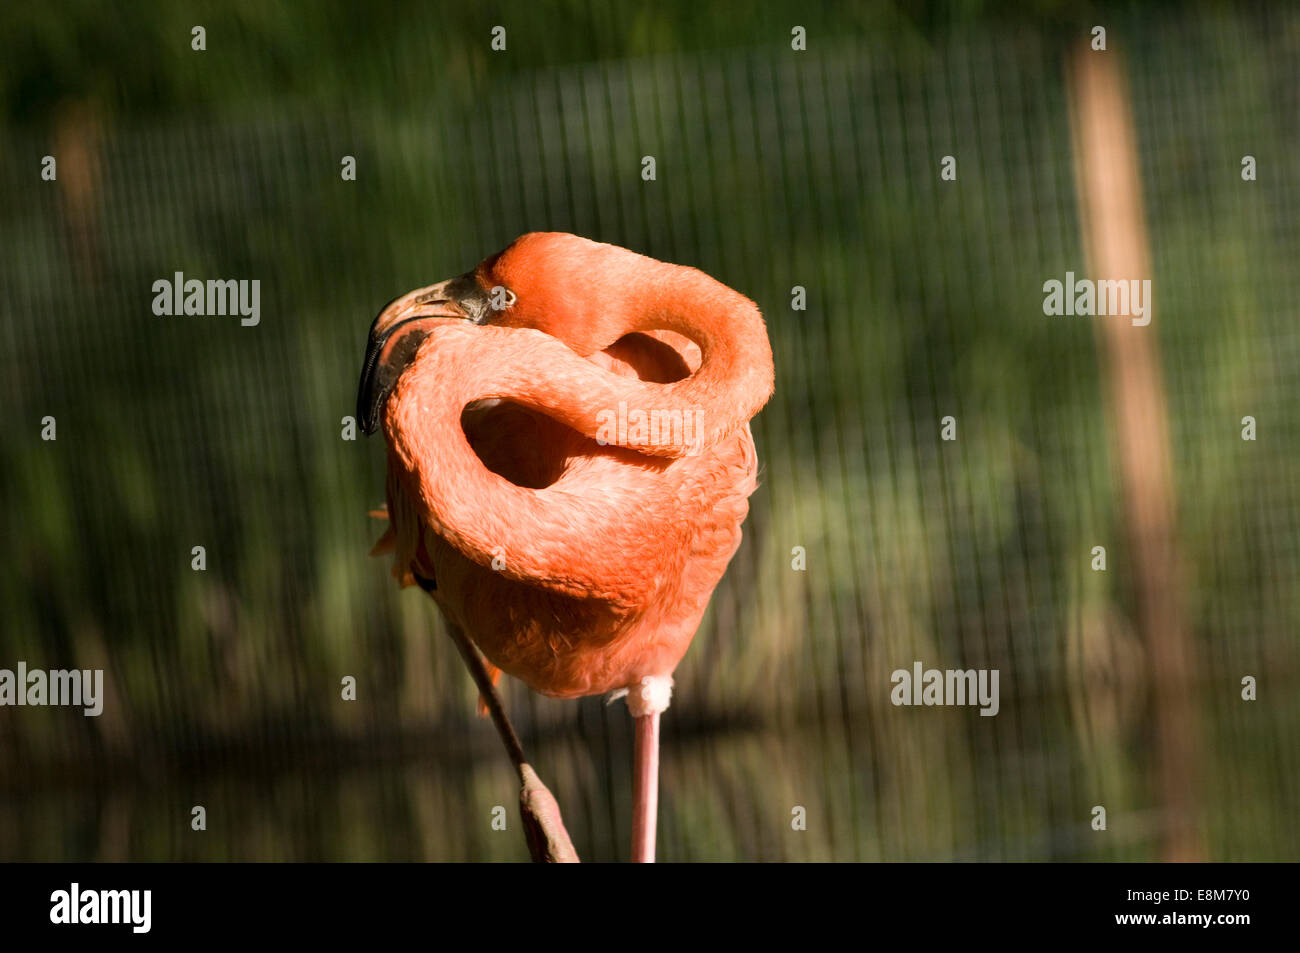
[[385, 324, 667, 601], [624, 261, 774, 451], [488, 249, 775, 454], [384, 249, 772, 598]]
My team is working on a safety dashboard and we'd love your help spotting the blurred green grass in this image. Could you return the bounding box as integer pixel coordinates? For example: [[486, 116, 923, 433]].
[[1, 2, 1297, 860]]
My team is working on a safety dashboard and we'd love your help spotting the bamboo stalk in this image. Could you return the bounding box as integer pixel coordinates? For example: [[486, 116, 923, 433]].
[[1067, 46, 1205, 862]]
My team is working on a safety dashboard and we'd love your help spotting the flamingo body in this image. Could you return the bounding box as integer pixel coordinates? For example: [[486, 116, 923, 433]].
[[364, 234, 773, 704]]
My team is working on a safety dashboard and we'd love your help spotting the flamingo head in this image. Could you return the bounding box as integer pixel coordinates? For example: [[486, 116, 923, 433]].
[[357, 232, 631, 434]]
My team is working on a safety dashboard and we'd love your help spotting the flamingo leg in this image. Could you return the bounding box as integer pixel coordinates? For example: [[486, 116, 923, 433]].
[[630, 710, 661, 863], [445, 623, 526, 768], [444, 624, 579, 863], [625, 675, 672, 862]]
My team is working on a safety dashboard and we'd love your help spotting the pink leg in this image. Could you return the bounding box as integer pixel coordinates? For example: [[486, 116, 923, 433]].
[[631, 710, 661, 863], [445, 624, 578, 862]]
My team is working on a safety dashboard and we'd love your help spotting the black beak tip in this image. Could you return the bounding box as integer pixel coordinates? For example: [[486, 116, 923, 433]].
[[355, 372, 385, 436], [356, 344, 386, 436]]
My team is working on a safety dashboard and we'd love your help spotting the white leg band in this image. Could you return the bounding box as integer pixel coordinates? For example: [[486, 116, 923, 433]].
[[623, 675, 673, 718]]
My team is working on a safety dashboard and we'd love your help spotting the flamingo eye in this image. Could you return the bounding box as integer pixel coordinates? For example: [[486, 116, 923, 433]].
[[489, 285, 517, 311]]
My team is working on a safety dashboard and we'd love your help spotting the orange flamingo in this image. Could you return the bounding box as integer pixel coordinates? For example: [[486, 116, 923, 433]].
[[357, 232, 773, 861]]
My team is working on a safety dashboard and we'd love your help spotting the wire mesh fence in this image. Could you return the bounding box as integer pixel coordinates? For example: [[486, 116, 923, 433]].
[[1, 6, 1297, 860]]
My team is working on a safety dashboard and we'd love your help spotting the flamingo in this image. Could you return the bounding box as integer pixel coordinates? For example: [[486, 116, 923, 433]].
[[356, 232, 773, 862]]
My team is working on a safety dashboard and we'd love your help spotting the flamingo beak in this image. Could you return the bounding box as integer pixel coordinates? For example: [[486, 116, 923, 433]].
[[356, 274, 486, 435]]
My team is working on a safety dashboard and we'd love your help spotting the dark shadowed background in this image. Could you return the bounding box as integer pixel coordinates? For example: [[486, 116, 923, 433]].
[[1, 1, 1297, 861]]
